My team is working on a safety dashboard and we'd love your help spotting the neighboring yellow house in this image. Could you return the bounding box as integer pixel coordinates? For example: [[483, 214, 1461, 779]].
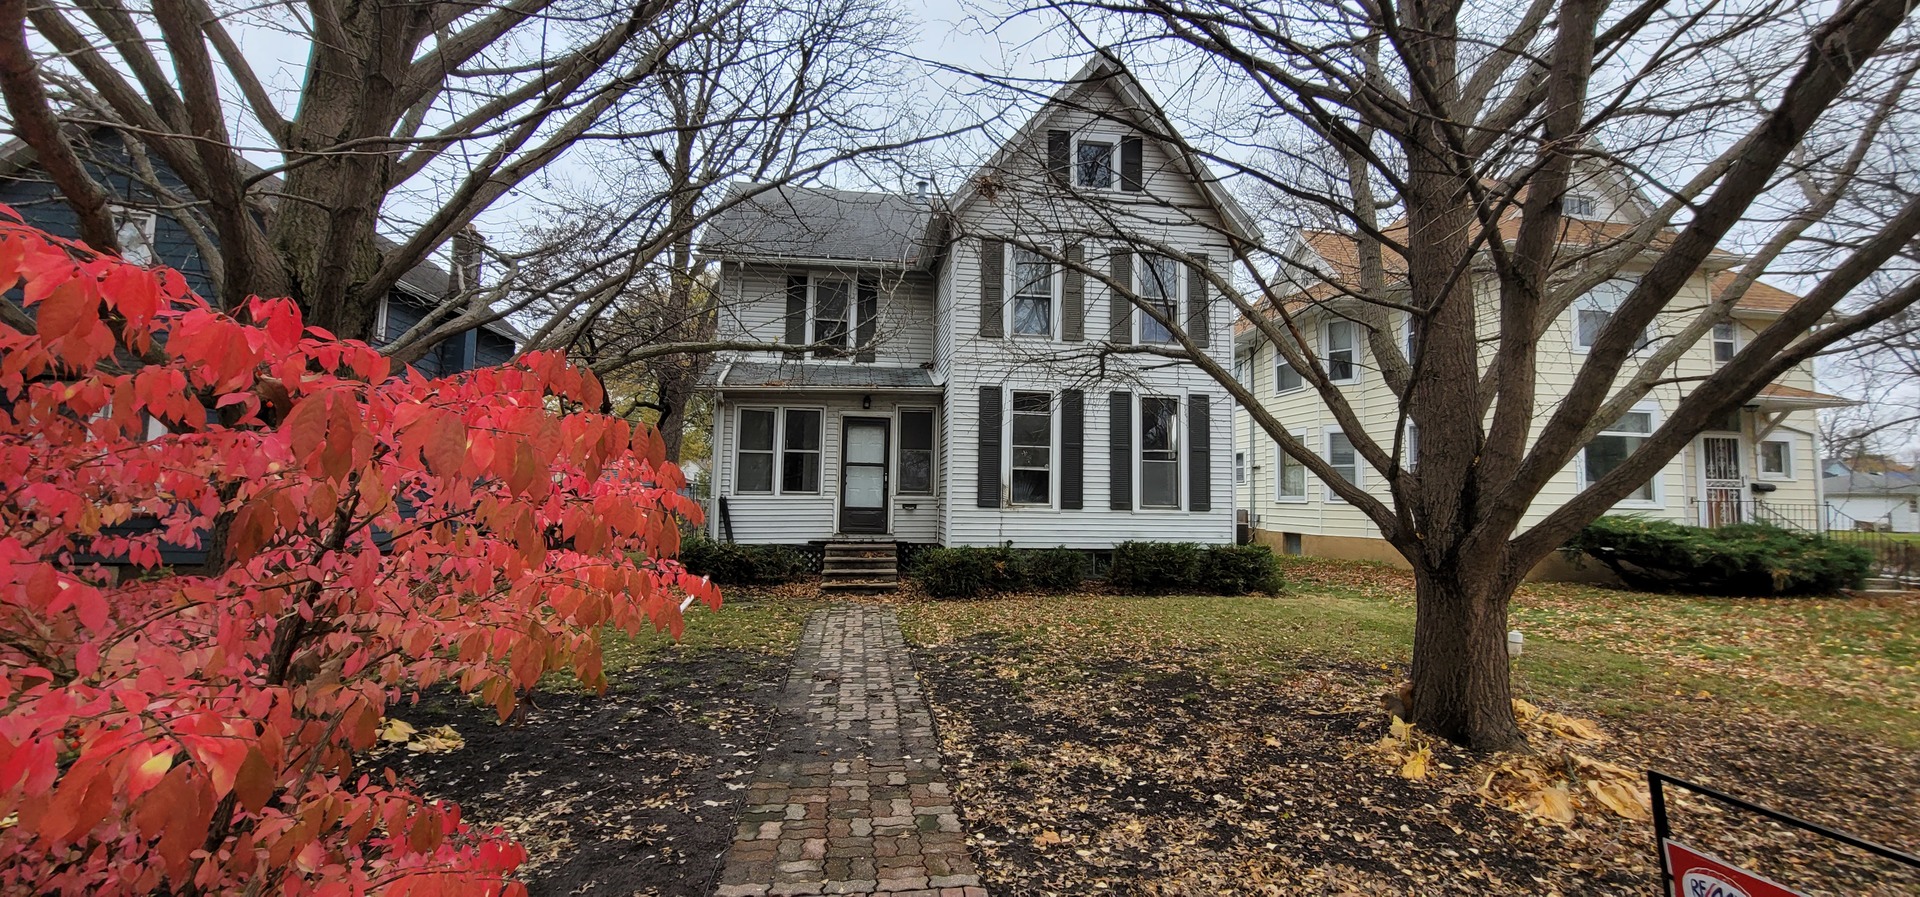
[[1230, 182, 1851, 580]]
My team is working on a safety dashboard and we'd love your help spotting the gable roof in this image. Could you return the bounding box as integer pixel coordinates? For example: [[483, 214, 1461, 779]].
[[699, 183, 939, 268], [947, 51, 1262, 244], [1827, 471, 1920, 495]]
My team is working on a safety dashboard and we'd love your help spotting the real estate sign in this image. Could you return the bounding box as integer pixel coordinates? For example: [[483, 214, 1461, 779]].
[[1662, 841, 1808, 897]]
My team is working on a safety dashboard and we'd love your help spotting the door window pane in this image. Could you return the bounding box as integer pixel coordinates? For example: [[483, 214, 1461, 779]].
[[736, 409, 776, 493], [899, 410, 934, 494], [1010, 391, 1051, 505], [782, 410, 822, 493], [1139, 254, 1179, 344], [1141, 396, 1180, 508]]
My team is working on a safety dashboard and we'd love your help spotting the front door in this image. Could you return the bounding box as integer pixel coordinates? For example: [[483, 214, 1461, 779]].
[[1699, 435, 1745, 526], [840, 417, 889, 534]]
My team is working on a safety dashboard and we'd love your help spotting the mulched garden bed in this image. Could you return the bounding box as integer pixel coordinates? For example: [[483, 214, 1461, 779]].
[[915, 632, 1920, 896], [381, 648, 790, 896]]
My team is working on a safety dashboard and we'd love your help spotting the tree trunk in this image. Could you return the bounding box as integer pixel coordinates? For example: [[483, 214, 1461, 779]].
[[1407, 566, 1528, 752]]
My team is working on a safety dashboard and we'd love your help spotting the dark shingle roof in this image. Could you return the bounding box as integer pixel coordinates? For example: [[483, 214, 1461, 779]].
[[701, 183, 937, 268], [713, 360, 935, 390]]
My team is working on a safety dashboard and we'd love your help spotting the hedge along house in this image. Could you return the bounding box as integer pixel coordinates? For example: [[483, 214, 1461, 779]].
[[0, 129, 523, 375], [698, 54, 1257, 587], [1229, 159, 1852, 580]]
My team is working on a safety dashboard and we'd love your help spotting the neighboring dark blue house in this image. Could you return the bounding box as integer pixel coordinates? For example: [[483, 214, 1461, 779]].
[[0, 129, 520, 375]]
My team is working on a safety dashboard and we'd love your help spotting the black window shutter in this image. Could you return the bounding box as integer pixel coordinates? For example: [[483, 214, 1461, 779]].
[[1062, 243, 1085, 342], [1108, 249, 1133, 345], [855, 277, 878, 362], [783, 274, 807, 357], [977, 386, 1002, 508], [1109, 390, 1133, 510], [1061, 389, 1084, 509], [980, 239, 1005, 339], [1188, 393, 1211, 512], [1121, 136, 1144, 191], [1047, 129, 1071, 187], [1186, 253, 1211, 349]]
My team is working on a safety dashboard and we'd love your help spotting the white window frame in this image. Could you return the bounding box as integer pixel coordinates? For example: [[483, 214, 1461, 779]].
[[1072, 134, 1118, 190], [1138, 394, 1183, 510], [1274, 350, 1304, 394], [733, 406, 825, 496], [1402, 314, 1419, 362], [1234, 451, 1247, 486], [1006, 390, 1055, 508], [1007, 245, 1058, 339], [1322, 428, 1361, 503], [734, 407, 780, 495], [1274, 443, 1307, 503], [1403, 420, 1419, 472], [1564, 193, 1598, 218], [1573, 277, 1654, 354], [110, 205, 157, 266], [1712, 321, 1739, 365], [1323, 319, 1360, 385], [1136, 252, 1181, 344], [1758, 436, 1795, 480], [1577, 402, 1663, 507]]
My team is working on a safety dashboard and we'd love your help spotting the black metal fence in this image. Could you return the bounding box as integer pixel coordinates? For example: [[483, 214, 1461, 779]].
[[1650, 771, 1920, 895], [1688, 499, 1920, 585]]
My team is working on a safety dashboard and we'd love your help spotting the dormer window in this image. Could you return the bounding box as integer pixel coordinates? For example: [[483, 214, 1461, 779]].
[[1076, 140, 1115, 188], [1564, 194, 1598, 218]]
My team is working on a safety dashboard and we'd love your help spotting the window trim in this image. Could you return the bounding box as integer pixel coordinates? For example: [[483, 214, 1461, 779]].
[[1322, 427, 1361, 503], [1577, 402, 1663, 507], [1564, 193, 1598, 218], [1323, 319, 1360, 385], [733, 405, 826, 496], [1007, 244, 1059, 340], [110, 205, 157, 266], [1273, 348, 1305, 395], [1072, 134, 1118, 190], [1005, 389, 1056, 508], [1136, 252, 1182, 345], [1712, 320, 1739, 365], [1234, 450, 1247, 486], [1758, 436, 1795, 480], [1274, 443, 1307, 503], [1137, 394, 1183, 510], [1572, 277, 1654, 355], [897, 407, 937, 495]]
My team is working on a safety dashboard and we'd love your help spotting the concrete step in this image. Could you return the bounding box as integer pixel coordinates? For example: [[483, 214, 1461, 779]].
[[823, 557, 898, 570]]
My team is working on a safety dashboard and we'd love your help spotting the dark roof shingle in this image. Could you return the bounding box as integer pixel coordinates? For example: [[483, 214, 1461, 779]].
[[701, 183, 936, 268]]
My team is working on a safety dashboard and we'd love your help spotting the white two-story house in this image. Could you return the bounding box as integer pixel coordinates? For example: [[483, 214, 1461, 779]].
[[1230, 168, 1850, 577], [697, 55, 1257, 573]]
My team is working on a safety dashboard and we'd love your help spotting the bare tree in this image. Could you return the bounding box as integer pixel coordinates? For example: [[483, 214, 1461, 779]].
[[0, 0, 934, 360], [961, 0, 1920, 749]]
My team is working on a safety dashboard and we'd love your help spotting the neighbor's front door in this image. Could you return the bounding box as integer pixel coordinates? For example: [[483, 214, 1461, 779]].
[[1699, 435, 1745, 526], [840, 417, 889, 534]]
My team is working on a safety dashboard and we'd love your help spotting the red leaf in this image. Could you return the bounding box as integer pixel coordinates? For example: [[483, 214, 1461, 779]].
[[415, 409, 468, 478]]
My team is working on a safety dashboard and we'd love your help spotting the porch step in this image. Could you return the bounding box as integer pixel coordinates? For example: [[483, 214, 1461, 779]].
[[820, 541, 899, 593]]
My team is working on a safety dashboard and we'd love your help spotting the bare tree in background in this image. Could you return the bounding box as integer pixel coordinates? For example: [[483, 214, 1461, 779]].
[[0, 0, 931, 362], [974, 0, 1920, 749], [1823, 307, 1920, 466]]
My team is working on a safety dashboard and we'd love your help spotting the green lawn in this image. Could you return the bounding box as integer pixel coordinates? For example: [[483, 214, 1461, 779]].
[[898, 557, 1920, 748]]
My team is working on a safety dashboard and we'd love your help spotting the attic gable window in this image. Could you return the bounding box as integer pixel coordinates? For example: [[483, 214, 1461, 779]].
[[1077, 140, 1115, 188], [1564, 194, 1598, 218], [110, 206, 156, 266]]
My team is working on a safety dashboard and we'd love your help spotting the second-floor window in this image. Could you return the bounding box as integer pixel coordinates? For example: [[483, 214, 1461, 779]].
[[1012, 248, 1055, 336], [813, 279, 851, 354], [1275, 353, 1304, 393], [111, 206, 156, 266], [1139, 254, 1180, 344], [1712, 321, 1738, 364], [1574, 278, 1653, 352], [1323, 320, 1359, 383]]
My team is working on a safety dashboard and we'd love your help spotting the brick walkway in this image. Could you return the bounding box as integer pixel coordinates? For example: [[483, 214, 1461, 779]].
[[714, 605, 986, 897]]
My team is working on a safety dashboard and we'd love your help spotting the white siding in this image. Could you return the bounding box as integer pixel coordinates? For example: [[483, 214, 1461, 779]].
[[715, 262, 936, 366], [712, 391, 943, 543]]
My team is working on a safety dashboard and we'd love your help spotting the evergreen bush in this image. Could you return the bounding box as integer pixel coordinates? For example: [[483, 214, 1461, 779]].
[[1566, 516, 1871, 595], [677, 536, 813, 585]]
